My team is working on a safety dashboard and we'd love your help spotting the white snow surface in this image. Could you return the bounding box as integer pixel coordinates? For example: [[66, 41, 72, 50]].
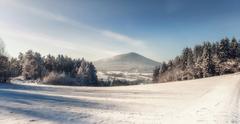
[[0, 73, 240, 124]]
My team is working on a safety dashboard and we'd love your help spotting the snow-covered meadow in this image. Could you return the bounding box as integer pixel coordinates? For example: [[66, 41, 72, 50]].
[[97, 71, 152, 82], [0, 73, 240, 124]]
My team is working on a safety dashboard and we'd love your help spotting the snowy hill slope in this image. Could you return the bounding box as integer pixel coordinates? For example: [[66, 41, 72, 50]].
[[94, 52, 160, 72], [0, 74, 240, 124]]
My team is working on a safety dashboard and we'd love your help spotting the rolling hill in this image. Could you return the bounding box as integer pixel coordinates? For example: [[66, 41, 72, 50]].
[[94, 52, 161, 72]]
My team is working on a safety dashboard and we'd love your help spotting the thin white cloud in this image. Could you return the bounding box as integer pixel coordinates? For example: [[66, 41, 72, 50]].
[[0, 23, 119, 60], [4, 1, 146, 48], [101, 30, 145, 48], [0, 1, 93, 31]]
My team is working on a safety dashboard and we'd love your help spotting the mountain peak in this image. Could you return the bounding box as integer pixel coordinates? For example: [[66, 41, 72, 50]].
[[114, 52, 143, 59], [126, 52, 139, 55]]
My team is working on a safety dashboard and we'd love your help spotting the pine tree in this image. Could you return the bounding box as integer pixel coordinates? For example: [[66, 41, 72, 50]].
[[187, 48, 194, 68], [86, 62, 98, 85], [193, 45, 203, 63], [8, 58, 21, 77], [160, 62, 167, 74], [202, 42, 215, 77], [230, 38, 238, 59], [0, 55, 9, 82], [22, 50, 46, 80], [167, 60, 173, 70], [211, 42, 221, 75], [0, 39, 9, 82], [237, 40, 240, 58], [76, 59, 88, 84], [157, 62, 168, 82], [75, 60, 98, 85], [219, 38, 230, 61], [152, 66, 160, 83], [44, 54, 56, 72], [173, 56, 181, 68], [182, 48, 189, 70]]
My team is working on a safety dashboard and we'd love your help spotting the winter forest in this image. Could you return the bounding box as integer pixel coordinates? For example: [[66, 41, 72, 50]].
[[153, 37, 240, 83], [2, 37, 240, 86], [0, 39, 98, 86]]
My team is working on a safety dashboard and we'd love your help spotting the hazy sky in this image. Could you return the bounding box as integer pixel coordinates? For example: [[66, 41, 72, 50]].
[[0, 0, 240, 61]]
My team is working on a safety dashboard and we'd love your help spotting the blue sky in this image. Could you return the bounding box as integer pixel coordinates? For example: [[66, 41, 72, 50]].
[[0, 0, 240, 61]]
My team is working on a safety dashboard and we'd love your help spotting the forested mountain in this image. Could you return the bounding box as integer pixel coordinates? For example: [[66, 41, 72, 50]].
[[153, 37, 240, 83], [94, 52, 160, 72]]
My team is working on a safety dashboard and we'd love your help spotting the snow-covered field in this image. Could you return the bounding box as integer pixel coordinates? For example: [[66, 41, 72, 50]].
[[0, 73, 240, 124], [97, 71, 152, 82]]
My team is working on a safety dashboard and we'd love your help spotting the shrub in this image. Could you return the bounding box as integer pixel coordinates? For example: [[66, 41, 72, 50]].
[[43, 72, 77, 85]]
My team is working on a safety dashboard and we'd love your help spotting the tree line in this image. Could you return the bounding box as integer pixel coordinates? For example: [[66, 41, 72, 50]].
[[153, 37, 240, 83], [0, 39, 98, 86]]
